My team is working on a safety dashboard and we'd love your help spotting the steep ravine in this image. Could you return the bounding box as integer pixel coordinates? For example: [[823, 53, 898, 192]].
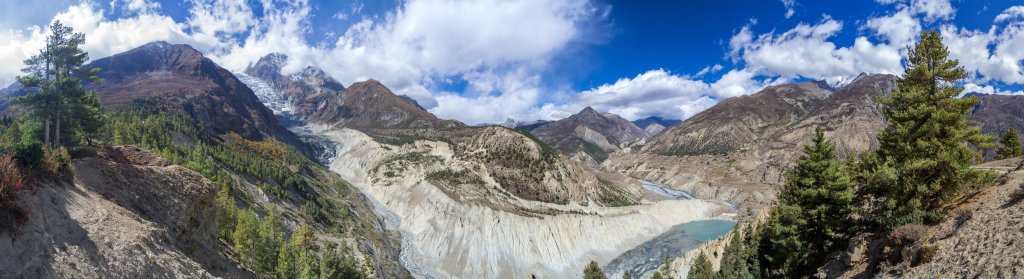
[[303, 125, 732, 278]]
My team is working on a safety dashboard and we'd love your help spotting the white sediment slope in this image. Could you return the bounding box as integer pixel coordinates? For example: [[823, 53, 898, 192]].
[[312, 126, 729, 279]]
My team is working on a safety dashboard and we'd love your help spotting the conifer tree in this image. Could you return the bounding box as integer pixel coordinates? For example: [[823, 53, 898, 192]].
[[583, 261, 608, 279], [864, 30, 995, 229], [688, 252, 717, 279], [232, 209, 260, 267], [11, 20, 103, 149], [763, 128, 854, 276], [997, 128, 1023, 159]]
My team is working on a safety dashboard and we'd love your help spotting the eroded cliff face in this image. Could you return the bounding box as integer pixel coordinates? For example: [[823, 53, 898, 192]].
[[310, 126, 733, 279], [0, 146, 250, 279]]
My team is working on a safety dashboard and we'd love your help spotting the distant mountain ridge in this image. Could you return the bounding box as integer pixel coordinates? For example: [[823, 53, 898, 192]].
[[529, 107, 649, 166], [308, 79, 464, 130], [604, 74, 899, 208], [632, 116, 681, 135]]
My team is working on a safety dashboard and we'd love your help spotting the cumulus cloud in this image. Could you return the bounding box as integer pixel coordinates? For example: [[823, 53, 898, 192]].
[[728, 17, 902, 84], [941, 6, 1024, 85], [876, 0, 955, 22], [963, 83, 1024, 95], [995, 6, 1024, 23]]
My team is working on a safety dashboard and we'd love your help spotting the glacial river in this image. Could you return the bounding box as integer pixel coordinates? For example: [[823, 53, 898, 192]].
[[604, 181, 737, 278]]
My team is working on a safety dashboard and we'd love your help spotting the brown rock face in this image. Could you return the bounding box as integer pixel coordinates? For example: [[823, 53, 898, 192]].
[[604, 74, 898, 208], [84, 41, 302, 147], [530, 107, 649, 164], [311, 79, 464, 129]]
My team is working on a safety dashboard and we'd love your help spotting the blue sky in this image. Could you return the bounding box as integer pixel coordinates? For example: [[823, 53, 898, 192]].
[[1, 0, 1023, 124]]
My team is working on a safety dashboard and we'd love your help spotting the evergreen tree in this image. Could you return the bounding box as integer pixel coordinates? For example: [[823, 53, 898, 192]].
[[232, 209, 260, 268], [583, 261, 608, 279], [216, 179, 237, 241], [688, 252, 717, 279], [621, 270, 632, 279], [864, 30, 995, 229], [10, 20, 103, 150], [257, 206, 285, 273], [997, 128, 1024, 159], [762, 128, 855, 276]]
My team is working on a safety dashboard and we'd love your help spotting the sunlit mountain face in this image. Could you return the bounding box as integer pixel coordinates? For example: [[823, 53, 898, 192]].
[[2, 1, 1024, 279]]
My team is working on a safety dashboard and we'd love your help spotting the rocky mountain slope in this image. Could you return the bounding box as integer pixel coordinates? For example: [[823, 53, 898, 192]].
[[0, 146, 249, 278], [529, 107, 649, 166], [82, 42, 302, 146], [967, 93, 1024, 159], [604, 74, 898, 209], [308, 79, 463, 130], [241, 53, 345, 120], [817, 157, 1024, 278]]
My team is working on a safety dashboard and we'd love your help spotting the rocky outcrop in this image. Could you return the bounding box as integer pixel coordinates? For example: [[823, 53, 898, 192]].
[[0, 146, 250, 278], [310, 126, 733, 279], [530, 107, 649, 164], [362, 126, 642, 207]]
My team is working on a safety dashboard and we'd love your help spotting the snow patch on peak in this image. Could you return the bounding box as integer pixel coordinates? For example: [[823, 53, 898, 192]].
[[235, 72, 294, 116]]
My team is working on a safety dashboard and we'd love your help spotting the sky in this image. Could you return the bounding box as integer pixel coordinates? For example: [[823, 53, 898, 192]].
[[1, 0, 1024, 124]]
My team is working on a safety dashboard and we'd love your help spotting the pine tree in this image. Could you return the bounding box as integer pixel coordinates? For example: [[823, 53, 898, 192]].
[[865, 30, 996, 229], [688, 252, 717, 279], [583, 261, 608, 279], [621, 270, 632, 279], [10, 20, 103, 150], [216, 180, 237, 241], [762, 128, 855, 276], [232, 209, 260, 268], [997, 128, 1024, 159], [257, 206, 284, 273]]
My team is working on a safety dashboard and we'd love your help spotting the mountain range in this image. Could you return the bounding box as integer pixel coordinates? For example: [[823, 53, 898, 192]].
[[3, 40, 1024, 279]]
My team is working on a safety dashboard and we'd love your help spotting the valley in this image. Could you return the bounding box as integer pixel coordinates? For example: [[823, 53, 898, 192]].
[[2, 3, 1024, 278]]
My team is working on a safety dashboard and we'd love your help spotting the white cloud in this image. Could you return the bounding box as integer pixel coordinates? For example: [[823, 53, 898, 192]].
[[995, 6, 1024, 23], [941, 8, 1024, 85], [877, 0, 955, 22], [781, 0, 797, 19], [866, 9, 921, 47], [729, 17, 902, 84], [963, 83, 1024, 95]]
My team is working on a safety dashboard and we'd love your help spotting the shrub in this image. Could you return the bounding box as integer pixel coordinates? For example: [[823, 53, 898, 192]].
[[889, 224, 929, 247], [42, 148, 71, 176], [0, 154, 27, 233], [0, 141, 44, 166], [916, 244, 938, 265]]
